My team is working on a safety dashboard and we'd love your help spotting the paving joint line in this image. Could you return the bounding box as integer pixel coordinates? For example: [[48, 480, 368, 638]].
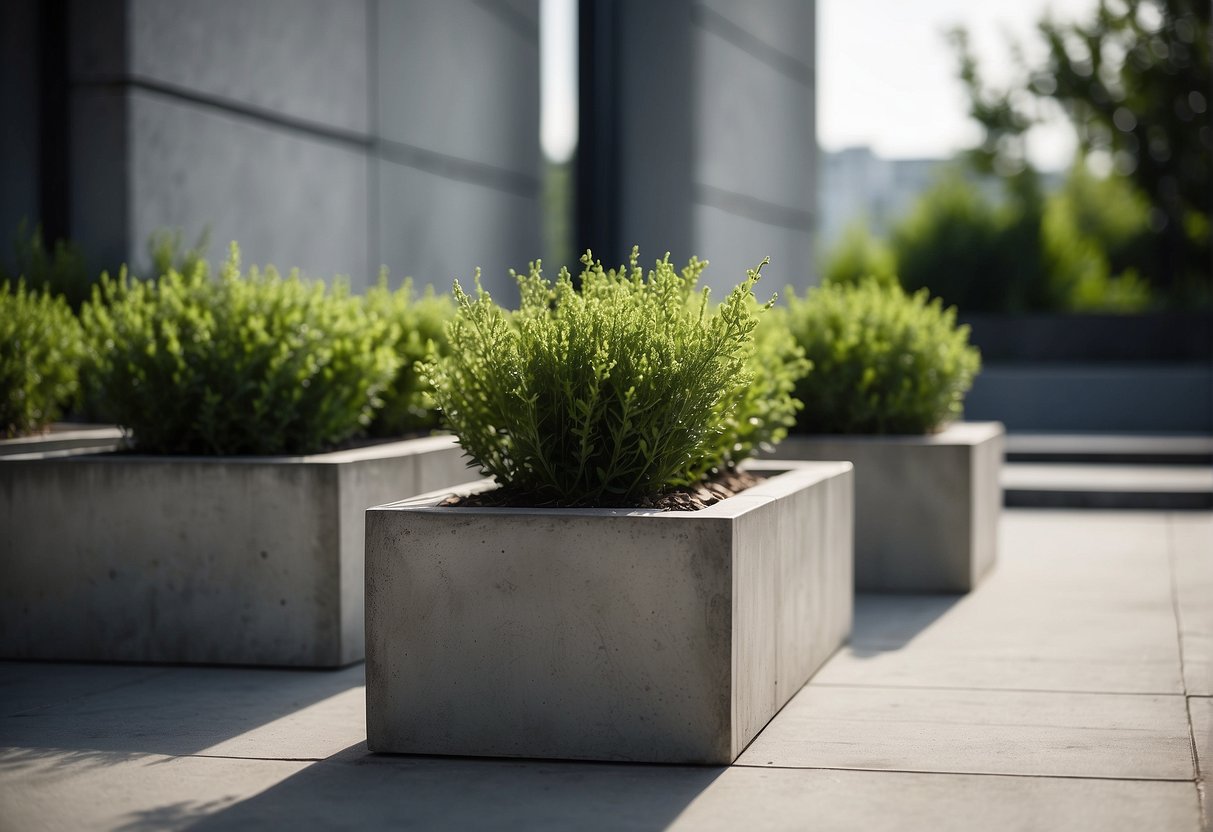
[[810, 681, 1185, 698], [1166, 513, 1208, 831], [186, 753, 326, 763], [731, 763, 1195, 784]]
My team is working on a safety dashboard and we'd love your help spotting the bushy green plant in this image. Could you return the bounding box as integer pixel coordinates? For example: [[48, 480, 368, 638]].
[[81, 245, 400, 455], [822, 222, 898, 288], [422, 248, 804, 506], [1, 221, 92, 310], [147, 227, 211, 279], [364, 273, 454, 436], [0, 280, 85, 437], [782, 280, 981, 435]]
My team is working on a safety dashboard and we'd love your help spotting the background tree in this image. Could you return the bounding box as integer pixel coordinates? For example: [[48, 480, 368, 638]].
[[950, 0, 1211, 305]]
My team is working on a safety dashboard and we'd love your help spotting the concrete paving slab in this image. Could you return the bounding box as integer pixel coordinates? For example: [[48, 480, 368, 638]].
[[737, 685, 1193, 780], [1192, 696, 1213, 830], [1171, 514, 1213, 696], [0, 747, 307, 832], [816, 511, 1185, 694], [667, 767, 1203, 832], [0, 662, 170, 717], [0, 664, 364, 759]]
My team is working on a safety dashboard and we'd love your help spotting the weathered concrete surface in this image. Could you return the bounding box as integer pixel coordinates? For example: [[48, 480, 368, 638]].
[[0, 435, 474, 666], [0, 426, 124, 458], [0, 508, 1206, 830], [365, 460, 853, 763], [767, 421, 1004, 592]]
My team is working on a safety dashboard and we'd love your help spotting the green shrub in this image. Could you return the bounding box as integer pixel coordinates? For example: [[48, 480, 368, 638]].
[[81, 245, 400, 455], [147, 227, 211, 280], [364, 274, 454, 436], [1, 222, 92, 310], [422, 248, 804, 506], [0, 280, 85, 437], [782, 280, 981, 435], [821, 222, 898, 288]]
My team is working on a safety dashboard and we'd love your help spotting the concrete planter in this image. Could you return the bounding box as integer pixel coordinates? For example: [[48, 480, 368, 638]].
[[0, 425, 125, 458], [0, 435, 474, 666], [766, 421, 1004, 593], [365, 459, 854, 764]]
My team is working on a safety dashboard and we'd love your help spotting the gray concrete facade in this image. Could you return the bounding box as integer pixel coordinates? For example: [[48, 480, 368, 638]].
[[6, 0, 541, 297], [0, 436, 476, 666], [365, 460, 853, 764], [579, 0, 816, 300]]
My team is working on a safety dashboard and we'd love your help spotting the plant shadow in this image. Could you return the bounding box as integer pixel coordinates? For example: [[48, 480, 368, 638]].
[[179, 743, 726, 832]]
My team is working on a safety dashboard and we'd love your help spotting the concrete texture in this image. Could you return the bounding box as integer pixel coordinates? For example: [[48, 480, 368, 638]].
[[47, 0, 542, 289], [365, 460, 853, 763], [767, 421, 1004, 593], [0, 426, 123, 458], [1172, 514, 1213, 696], [127, 89, 370, 284], [587, 1, 816, 293], [0, 508, 1206, 831], [0, 436, 475, 666]]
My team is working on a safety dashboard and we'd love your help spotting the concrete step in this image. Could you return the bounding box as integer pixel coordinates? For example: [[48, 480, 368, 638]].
[[1001, 462, 1213, 510], [1005, 433, 1213, 465]]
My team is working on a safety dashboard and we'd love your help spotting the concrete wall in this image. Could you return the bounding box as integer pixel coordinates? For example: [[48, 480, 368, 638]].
[[580, 0, 816, 301], [7, 0, 540, 298]]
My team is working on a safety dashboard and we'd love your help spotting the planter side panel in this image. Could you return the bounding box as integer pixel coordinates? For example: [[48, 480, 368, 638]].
[[731, 467, 853, 756], [365, 510, 735, 763], [336, 442, 474, 664], [0, 458, 340, 665], [769, 424, 1002, 592]]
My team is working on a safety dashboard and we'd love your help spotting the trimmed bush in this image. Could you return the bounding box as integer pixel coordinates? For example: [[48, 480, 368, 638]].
[[1, 280, 85, 437], [422, 248, 805, 506], [781, 280, 981, 435], [1, 222, 92, 311], [81, 245, 400, 455], [364, 274, 454, 436]]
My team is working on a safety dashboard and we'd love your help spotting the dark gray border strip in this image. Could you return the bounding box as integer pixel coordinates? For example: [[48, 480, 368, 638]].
[[692, 4, 813, 86], [76, 75, 539, 197], [695, 183, 813, 231]]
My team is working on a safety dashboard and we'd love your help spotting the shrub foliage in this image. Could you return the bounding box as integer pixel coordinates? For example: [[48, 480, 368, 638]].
[[1, 280, 85, 437], [782, 280, 981, 435], [81, 245, 400, 455], [364, 274, 454, 436], [423, 249, 804, 506]]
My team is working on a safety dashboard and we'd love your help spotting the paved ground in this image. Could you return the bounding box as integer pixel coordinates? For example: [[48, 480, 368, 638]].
[[1, 509, 1209, 831]]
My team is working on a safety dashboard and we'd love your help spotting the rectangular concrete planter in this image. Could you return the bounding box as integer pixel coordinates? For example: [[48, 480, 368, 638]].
[[365, 459, 854, 764], [765, 421, 1003, 593], [0, 435, 475, 666], [0, 425, 125, 458]]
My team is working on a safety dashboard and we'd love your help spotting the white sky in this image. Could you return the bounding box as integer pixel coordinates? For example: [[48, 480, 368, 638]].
[[818, 0, 1099, 169], [541, 0, 1100, 170]]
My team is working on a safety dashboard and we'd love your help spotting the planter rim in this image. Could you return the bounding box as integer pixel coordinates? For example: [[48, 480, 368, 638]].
[[0, 432, 462, 465], [373, 459, 852, 520], [785, 420, 1004, 446]]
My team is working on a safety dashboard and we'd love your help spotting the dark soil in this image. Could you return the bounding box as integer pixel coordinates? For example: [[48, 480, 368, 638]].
[[439, 469, 766, 512]]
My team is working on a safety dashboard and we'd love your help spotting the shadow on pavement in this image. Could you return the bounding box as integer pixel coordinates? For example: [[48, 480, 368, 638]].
[[182, 743, 725, 832], [846, 594, 962, 658]]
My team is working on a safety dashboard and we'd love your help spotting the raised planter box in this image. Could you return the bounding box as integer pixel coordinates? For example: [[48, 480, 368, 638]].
[[0, 425, 125, 458], [0, 435, 474, 667], [365, 459, 854, 764], [765, 422, 1003, 593]]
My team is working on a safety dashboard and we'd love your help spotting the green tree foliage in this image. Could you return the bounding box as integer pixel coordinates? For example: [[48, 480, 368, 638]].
[[364, 274, 454, 436], [80, 245, 400, 455], [422, 248, 807, 506], [0, 280, 85, 437], [950, 0, 1211, 304], [781, 280, 981, 435], [821, 222, 898, 288]]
